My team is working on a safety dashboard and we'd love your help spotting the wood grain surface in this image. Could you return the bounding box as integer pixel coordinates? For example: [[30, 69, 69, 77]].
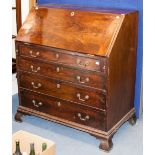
[[18, 56, 106, 89], [15, 5, 138, 151], [19, 71, 106, 110], [16, 6, 124, 56], [20, 89, 106, 130]]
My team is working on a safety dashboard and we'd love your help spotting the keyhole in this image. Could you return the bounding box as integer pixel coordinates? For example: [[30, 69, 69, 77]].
[[71, 12, 75, 17]]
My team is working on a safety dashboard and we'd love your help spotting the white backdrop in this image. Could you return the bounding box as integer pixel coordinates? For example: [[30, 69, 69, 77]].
[[12, 0, 29, 58]]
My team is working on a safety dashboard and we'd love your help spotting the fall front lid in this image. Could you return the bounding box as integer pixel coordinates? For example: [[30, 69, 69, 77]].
[[16, 4, 126, 56]]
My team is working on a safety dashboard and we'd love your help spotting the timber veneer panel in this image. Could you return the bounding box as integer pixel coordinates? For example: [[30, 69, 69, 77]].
[[15, 4, 138, 152]]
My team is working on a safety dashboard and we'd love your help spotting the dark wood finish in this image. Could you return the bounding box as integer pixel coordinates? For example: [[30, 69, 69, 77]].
[[106, 12, 138, 130], [12, 58, 17, 73], [99, 137, 113, 152], [16, 6, 127, 56], [18, 56, 106, 89], [12, 35, 16, 39], [14, 111, 23, 122], [18, 71, 106, 110], [16, 105, 135, 147], [18, 44, 104, 72], [12, 7, 16, 10], [15, 5, 138, 152], [128, 114, 137, 125], [20, 89, 106, 130]]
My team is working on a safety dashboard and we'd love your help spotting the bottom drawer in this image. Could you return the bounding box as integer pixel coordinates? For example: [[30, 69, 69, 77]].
[[20, 89, 106, 131]]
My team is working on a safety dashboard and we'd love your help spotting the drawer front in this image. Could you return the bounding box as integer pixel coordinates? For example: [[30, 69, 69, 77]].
[[19, 72, 106, 110], [20, 90, 105, 130], [18, 57, 106, 89], [19, 44, 104, 72]]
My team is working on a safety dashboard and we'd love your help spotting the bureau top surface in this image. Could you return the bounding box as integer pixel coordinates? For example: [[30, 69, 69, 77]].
[[37, 4, 137, 14], [16, 4, 136, 56]]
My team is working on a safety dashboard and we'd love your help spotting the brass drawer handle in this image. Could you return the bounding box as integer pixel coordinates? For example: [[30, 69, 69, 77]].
[[77, 93, 89, 102], [56, 67, 60, 73], [32, 100, 43, 107], [102, 65, 106, 70], [31, 82, 42, 89], [31, 65, 40, 73], [56, 83, 61, 89], [76, 76, 89, 84], [77, 59, 89, 67], [55, 53, 60, 59], [57, 101, 61, 107], [29, 50, 40, 58], [77, 113, 89, 121]]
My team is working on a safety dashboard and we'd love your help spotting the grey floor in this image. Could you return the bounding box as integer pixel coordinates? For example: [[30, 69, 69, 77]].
[[12, 94, 143, 155]]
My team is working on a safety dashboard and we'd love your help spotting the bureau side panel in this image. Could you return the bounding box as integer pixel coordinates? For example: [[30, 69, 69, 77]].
[[107, 12, 138, 130]]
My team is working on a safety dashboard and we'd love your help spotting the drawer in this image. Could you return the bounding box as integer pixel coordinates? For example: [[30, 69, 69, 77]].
[[18, 72, 106, 110], [18, 44, 106, 72], [20, 89, 106, 131], [18, 56, 106, 89]]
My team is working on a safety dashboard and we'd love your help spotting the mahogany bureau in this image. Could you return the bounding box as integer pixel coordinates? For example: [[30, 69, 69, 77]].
[[15, 4, 138, 151]]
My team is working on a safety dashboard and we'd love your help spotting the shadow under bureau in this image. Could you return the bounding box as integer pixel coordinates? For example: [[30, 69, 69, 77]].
[[15, 4, 138, 152]]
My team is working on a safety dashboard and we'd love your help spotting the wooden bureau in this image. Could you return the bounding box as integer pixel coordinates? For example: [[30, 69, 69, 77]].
[[15, 4, 138, 151]]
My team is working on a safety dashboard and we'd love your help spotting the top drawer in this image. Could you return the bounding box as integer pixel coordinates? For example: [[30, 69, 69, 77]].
[[18, 43, 107, 72]]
